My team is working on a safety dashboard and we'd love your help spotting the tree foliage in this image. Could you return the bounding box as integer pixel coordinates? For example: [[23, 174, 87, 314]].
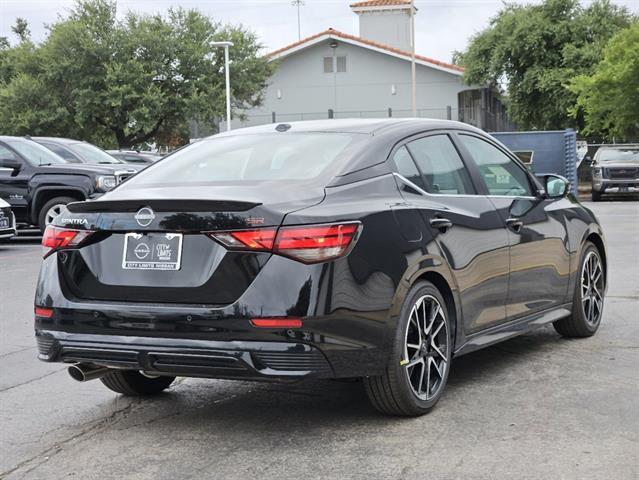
[[0, 0, 274, 148], [570, 22, 639, 141], [457, 0, 633, 131]]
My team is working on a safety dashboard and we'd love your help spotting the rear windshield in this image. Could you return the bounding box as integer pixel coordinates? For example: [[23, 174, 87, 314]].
[[598, 148, 639, 163], [121, 133, 356, 187]]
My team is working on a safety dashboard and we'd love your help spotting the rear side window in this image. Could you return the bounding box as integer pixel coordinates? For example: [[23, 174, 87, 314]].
[[392, 146, 426, 190], [458, 135, 533, 197], [407, 135, 475, 195], [122, 133, 356, 187]]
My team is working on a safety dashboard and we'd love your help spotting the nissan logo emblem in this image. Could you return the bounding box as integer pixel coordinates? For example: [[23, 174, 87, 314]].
[[134, 207, 155, 227]]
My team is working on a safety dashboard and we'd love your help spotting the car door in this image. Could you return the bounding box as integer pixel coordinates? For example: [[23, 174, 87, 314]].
[[391, 132, 511, 334], [0, 142, 31, 222], [455, 133, 571, 320]]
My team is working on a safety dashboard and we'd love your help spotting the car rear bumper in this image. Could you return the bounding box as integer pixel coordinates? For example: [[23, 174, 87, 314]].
[[36, 330, 334, 380]]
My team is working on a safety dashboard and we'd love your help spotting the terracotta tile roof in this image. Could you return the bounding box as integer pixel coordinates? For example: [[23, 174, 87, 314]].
[[268, 28, 464, 74], [350, 0, 412, 7]]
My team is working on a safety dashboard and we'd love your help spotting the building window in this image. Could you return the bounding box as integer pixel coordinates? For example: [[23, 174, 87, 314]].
[[323, 56, 347, 73], [323, 57, 333, 73]]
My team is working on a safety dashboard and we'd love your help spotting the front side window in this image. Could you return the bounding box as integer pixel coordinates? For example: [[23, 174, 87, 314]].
[[459, 135, 533, 197], [406, 135, 475, 195]]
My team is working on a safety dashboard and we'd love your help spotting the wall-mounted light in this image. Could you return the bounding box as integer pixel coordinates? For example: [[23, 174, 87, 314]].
[[391, 84, 396, 95], [329, 39, 338, 49], [277, 89, 282, 99]]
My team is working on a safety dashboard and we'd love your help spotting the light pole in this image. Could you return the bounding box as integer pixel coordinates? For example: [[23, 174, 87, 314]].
[[292, 0, 304, 40], [212, 41, 234, 131], [410, 0, 416, 117]]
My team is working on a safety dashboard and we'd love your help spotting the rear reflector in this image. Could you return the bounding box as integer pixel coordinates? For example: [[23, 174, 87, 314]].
[[251, 318, 303, 328], [34, 306, 54, 318], [209, 222, 361, 264], [42, 226, 93, 257]]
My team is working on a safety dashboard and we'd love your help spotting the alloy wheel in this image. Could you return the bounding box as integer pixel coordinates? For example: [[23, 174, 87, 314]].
[[45, 204, 66, 225], [581, 251, 604, 326], [403, 295, 449, 401]]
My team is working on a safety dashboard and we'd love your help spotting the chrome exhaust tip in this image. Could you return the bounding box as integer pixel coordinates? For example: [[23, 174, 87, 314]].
[[68, 363, 112, 382]]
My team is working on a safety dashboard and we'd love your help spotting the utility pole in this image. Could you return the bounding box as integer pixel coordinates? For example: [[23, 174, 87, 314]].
[[410, 0, 417, 117], [292, 0, 305, 40]]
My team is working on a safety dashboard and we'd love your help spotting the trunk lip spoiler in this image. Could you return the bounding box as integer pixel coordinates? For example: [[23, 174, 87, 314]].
[[66, 199, 263, 213]]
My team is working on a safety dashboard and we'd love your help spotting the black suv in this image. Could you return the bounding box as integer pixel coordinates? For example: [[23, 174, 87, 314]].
[[0, 136, 138, 231]]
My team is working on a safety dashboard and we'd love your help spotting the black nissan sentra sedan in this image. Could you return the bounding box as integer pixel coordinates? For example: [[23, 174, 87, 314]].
[[34, 119, 607, 416]]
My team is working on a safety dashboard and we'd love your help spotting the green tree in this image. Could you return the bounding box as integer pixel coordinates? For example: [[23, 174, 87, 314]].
[[0, 0, 274, 148], [457, 0, 633, 131], [570, 23, 639, 141]]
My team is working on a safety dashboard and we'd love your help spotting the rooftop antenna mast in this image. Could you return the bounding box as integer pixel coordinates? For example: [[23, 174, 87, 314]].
[[292, 0, 305, 40]]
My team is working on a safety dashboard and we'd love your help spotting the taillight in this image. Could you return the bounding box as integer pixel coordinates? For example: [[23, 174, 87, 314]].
[[208, 222, 361, 264], [274, 223, 361, 263], [42, 226, 93, 258], [210, 228, 277, 251]]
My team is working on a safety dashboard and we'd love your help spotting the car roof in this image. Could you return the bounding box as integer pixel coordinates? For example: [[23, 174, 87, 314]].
[[31, 137, 83, 145], [213, 118, 485, 137]]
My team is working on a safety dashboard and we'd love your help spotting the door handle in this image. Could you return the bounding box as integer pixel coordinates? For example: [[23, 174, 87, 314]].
[[429, 217, 453, 232], [506, 218, 524, 233]]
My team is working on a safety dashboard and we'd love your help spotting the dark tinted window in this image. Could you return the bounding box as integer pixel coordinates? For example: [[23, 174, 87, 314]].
[[459, 135, 533, 196], [392, 146, 425, 190], [407, 135, 475, 194]]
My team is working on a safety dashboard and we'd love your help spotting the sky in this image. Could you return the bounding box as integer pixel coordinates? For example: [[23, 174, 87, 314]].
[[1, 0, 639, 63]]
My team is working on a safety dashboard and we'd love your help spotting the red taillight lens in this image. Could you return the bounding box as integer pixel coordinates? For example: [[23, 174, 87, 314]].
[[210, 228, 277, 251], [250, 317, 302, 328], [42, 226, 93, 257], [208, 222, 361, 264], [274, 223, 361, 263]]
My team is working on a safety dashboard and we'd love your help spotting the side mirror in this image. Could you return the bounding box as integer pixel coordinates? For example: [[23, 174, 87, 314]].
[[542, 174, 570, 199], [0, 158, 22, 173]]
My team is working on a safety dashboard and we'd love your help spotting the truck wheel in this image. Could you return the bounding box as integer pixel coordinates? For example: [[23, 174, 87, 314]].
[[38, 196, 76, 232]]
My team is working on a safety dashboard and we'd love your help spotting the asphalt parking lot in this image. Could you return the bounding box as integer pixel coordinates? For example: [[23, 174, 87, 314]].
[[1, 201, 637, 480]]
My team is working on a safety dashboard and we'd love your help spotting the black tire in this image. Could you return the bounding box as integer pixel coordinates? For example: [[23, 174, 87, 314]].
[[37, 196, 76, 232], [364, 281, 453, 416], [591, 190, 601, 202], [553, 242, 604, 338], [100, 370, 175, 396]]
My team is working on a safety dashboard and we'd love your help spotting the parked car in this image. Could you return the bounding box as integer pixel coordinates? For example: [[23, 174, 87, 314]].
[[106, 150, 163, 164], [32, 137, 138, 168], [35, 119, 606, 416], [0, 198, 17, 241], [591, 146, 639, 201], [0, 136, 138, 231]]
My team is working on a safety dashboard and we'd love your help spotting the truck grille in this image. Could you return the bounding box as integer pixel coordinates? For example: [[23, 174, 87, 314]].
[[605, 167, 638, 180], [115, 170, 136, 185]]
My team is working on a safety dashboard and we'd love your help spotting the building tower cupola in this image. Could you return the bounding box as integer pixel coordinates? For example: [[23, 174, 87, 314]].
[[350, 0, 417, 52]]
